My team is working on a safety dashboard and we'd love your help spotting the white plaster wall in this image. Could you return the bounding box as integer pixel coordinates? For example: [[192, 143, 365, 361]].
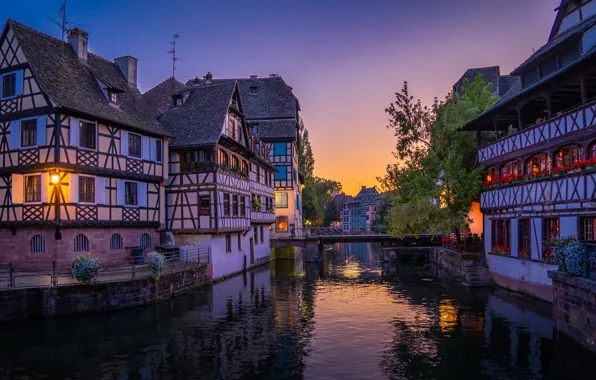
[[487, 254, 558, 287], [211, 233, 247, 280], [560, 216, 578, 238], [254, 226, 271, 262]]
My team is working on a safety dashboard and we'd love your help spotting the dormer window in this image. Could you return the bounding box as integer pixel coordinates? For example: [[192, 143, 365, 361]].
[[251, 123, 259, 134], [173, 95, 184, 106], [108, 90, 119, 104], [250, 86, 258, 95]]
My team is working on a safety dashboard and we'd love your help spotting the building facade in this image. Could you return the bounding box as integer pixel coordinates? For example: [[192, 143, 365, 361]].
[[341, 186, 379, 231], [144, 78, 276, 279], [0, 20, 168, 264], [463, 0, 596, 300]]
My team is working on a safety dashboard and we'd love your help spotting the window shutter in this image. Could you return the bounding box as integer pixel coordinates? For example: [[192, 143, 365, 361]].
[[9, 120, 20, 149], [11, 174, 24, 204], [37, 115, 46, 146], [121, 130, 128, 156], [15, 70, 23, 96], [96, 177, 106, 204], [138, 182, 147, 207], [142, 136, 150, 160], [41, 173, 49, 203], [70, 117, 79, 147], [117, 180, 125, 205], [69, 173, 79, 203]]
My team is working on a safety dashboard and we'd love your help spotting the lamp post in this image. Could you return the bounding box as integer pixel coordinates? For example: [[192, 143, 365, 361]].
[[50, 169, 62, 240]]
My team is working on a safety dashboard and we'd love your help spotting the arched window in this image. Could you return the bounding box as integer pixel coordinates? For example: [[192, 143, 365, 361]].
[[219, 151, 229, 167], [501, 160, 521, 177], [110, 233, 123, 250], [140, 233, 152, 249], [589, 141, 596, 159], [555, 144, 584, 167], [526, 153, 551, 174], [31, 235, 45, 253], [486, 167, 499, 182], [232, 155, 239, 169], [74, 234, 89, 253]]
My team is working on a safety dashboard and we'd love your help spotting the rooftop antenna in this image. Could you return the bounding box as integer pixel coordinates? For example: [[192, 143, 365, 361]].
[[47, 0, 87, 59], [168, 33, 180, 78]]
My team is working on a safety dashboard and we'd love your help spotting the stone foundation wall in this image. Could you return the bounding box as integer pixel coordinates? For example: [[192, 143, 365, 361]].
[[430, 248, 491, 286], [0, 263, 212, 322], [548, 271, 596, 355]]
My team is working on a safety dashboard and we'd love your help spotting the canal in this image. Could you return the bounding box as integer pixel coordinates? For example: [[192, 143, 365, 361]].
[[0, 243, 594, 379]]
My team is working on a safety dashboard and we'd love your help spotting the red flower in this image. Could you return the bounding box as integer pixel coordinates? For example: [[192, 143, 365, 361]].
[[544, 250, 552, 258]]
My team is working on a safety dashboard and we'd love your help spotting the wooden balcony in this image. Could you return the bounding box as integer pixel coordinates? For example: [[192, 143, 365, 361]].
[[478, 99, 596, 164], [480, 167, 596, 211]]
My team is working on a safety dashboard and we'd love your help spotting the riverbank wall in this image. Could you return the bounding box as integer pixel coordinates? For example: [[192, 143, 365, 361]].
[[0, 263, 212, 322], [548, 271, 596, 356], [430, 248, 492, 287]]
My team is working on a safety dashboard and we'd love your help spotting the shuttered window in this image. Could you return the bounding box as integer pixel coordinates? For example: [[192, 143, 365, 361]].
[[21, 119, 37, 147], [25, 175, 41, 203], [31, 235, 45, 253], [74, 234, 89, 252]]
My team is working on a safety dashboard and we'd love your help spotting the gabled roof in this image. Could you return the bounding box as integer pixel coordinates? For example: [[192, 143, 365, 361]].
[[248, 119, 297, 140], [142, 77, 187, 118], [7, 20, 167, 137], [355, 186, 379, 201], [158, 81, 237, 148]]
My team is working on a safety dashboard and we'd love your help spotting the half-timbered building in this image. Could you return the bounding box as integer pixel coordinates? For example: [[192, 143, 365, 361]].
[[0, 20, 168, 263], [462, 0, 596, 300], [146, 78, 276, 279], [186, 75, 303, 236]]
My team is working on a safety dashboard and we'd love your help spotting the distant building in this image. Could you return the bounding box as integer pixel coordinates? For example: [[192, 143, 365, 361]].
[[342, 186, 379, 231], [453, 66, 518, 97]]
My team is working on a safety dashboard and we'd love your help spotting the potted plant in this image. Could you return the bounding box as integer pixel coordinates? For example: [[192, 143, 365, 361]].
[[550, 236, 593, 276], [252, 195, 261, 211], [71, 255, 101, 283], [146, 251, 167, 280]]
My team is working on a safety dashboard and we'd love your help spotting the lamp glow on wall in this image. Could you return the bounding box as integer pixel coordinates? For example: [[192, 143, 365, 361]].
[[50, 169, 60, 185]]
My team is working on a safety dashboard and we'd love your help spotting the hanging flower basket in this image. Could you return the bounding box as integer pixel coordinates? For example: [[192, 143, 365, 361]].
[[71, 255, 101, 283], [146, 251, 167, 280]]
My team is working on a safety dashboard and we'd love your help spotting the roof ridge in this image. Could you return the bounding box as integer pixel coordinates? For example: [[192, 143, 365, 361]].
[[8, 19, 68, 47]]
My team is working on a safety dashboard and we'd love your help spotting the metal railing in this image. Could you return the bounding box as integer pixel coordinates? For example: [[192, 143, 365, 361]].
[[0, 247, 210, 290]]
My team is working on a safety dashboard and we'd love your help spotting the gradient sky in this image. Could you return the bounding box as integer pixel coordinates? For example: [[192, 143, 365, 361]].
[[3, 0, 561, 195]]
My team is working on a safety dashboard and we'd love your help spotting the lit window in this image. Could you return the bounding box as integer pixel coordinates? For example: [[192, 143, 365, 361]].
[[556, 145, 583, 167], [276, 216, 289, 232], [275, 192, 288, 208], [109, 91, 119, 103], [25, 175, 41, 203], [526, 153, 551, 174]]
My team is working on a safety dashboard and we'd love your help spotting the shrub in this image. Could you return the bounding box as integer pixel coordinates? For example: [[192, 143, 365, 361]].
[[146, 251, 167, 280], [551, 236, 594, 276], [71, 255, 101, 283]]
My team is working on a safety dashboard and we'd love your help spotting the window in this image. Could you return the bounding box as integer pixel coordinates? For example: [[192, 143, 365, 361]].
[[74, 234, 89, 253], [238, 233, 242, 251], [173, 95, 184, 106], [556, 145, 583, 167], [527, 153, 551, 174], [242, 160, 249, 176], [21, 119, 37, 147], [155, 140, 162, 162], [274, 165, 287, 180], [226, 234, 232, 253], [260, 226, 264, 242], [31, 235, 45, 254], [240, 197, 246, 217], [491, 219, 510, 249], [109, 91, 119, 103], [250, 86, 258, 95], [79, 121, 96, 149], [79, 176, 95, 203], [296, 194, 301, 210], [251, 123, 259, 133], [128, 133, 142, 158], [581, 217, 596, 255], [519, 219, 531, 257], [232, 195, 239, 216], [229, 116, 236, 139], [125, 182, 138, 205], [276, 216, 289, 232], [257, 167, 261, 183], [274, 143, 286, 156], [140, 233, 152, 249], [275, 192, 288, 208], [254, 227, 259, 244], [543, 218, 560, 257], [110, 233, 123, 250], [232, 156, 239, 169], [199, 196, 210, 215], [501, 160, 521, 177], [2, 73, 16, 98], [25, 175, 41, 203], [219, 151, 229, 167], [224, 193, 230, 216]]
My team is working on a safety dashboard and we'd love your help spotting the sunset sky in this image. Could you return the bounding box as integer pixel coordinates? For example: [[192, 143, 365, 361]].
[[4, 0, 561, 195]]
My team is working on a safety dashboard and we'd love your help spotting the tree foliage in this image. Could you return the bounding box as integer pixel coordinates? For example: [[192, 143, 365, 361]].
[[323, 198, 340, 227], [381, 75, 498, 238]]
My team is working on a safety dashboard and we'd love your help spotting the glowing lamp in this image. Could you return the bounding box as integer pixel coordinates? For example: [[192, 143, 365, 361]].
[[50, 169, 60, 185]]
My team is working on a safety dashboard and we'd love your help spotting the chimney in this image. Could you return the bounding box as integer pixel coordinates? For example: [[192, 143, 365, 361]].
[[114, 56, 138, 88], [67, 28, 88, 64], [203, 72, 213, 84], [249, 75, 257, 79]]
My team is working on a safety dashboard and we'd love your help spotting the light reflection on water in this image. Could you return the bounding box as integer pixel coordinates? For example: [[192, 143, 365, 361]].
[[0, 242, 594, 379]]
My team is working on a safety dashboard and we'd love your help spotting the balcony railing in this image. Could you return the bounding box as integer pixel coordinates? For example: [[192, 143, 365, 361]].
[[478, 99, 596, 164]]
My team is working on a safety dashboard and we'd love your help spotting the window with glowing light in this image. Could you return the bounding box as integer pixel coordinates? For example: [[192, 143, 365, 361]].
[[555, 145, 583, 167], [526, 153, 551, 174], [276, 216, 288, 232], [500, 160, 521, 177], [485, 167, 499, 182]]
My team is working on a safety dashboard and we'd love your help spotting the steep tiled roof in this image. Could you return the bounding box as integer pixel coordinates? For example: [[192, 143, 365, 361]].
[[142, 77, 187, 118], [8, 20, 167, 136], [158, 81, 236, 148], [248, 119, 297, 140], [453, 66, 517, 97]]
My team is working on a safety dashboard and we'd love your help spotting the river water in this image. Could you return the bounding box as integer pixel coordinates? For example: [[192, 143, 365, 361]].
[[0, 243, 594, 379]]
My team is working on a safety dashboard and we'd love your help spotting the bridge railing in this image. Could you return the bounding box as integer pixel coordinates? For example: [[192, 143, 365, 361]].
[[270, 226, 444, 240]]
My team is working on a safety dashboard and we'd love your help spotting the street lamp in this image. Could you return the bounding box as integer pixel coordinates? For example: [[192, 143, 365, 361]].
[[50, 169, 60, 185]]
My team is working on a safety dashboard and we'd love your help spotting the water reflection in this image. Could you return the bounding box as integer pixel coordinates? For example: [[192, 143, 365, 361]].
[[0, 243, 594, 379]]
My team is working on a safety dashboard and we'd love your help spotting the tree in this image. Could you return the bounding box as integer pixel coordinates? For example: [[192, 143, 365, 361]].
[[323, 198, 340, 227], [298, 118, 315, 182], [383, 75, 498, 241]]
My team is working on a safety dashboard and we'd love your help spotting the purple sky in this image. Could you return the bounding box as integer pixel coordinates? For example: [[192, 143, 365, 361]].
[[4, 0, 561, 195]]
